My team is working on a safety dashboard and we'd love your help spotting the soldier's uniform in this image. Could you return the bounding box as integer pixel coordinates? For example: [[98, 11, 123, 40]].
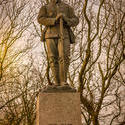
[[37, 0, 79, 86]]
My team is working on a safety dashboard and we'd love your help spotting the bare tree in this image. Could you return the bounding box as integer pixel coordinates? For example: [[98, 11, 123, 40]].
[[0, 0, 125, 125], [0, 0, 35, 81], [68, 0, 125, 124]]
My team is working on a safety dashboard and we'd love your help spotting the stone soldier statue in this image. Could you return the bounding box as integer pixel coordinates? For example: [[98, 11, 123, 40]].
[[37, 0, 79, 86]]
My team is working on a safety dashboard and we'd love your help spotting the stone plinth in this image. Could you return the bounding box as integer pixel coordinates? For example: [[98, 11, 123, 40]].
[[37, 90, 81, 125]]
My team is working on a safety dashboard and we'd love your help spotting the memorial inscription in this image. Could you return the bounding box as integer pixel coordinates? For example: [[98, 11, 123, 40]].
[[37, 93, 82, 125]]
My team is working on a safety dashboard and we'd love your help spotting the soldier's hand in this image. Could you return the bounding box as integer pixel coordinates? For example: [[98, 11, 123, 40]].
[[56, 13, 66, 21], [56, 13, 62, 21]]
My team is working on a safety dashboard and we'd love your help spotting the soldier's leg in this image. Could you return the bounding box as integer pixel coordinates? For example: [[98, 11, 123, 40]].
[[58, 35, 70, 85], [46, 38, 60, 85]]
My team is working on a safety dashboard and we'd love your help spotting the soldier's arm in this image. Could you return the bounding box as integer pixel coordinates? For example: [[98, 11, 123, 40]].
[[64, 7, 79, 27], [37, 6, 56, 26]]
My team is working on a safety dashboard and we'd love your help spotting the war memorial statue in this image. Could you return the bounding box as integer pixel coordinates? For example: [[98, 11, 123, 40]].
[[37, 0, 79, 87], [37, 1, 81, 124]]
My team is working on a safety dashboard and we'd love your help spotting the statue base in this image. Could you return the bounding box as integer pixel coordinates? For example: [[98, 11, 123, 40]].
[[37, 86, 82, 125], [42, 84, 76, 93]]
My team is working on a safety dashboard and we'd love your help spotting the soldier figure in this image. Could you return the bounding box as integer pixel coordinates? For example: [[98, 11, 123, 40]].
[[37, 0, 79, 86]]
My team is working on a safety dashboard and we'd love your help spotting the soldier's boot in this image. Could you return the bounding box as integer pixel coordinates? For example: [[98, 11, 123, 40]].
[[49, 57, 60, 86]]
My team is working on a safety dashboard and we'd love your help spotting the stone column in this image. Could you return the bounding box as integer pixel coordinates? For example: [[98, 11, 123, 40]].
[[36, 86, 82, 125]]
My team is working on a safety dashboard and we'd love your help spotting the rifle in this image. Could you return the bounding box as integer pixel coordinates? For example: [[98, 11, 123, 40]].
[[60, 17, 66, 83]]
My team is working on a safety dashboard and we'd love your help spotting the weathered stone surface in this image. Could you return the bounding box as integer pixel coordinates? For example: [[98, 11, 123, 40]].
[[42, 85, 76, 93], [37, 92, 81, 125]]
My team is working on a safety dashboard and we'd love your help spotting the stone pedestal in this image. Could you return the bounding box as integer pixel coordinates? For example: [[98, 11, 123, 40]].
[[37, 89, 81, 125]]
